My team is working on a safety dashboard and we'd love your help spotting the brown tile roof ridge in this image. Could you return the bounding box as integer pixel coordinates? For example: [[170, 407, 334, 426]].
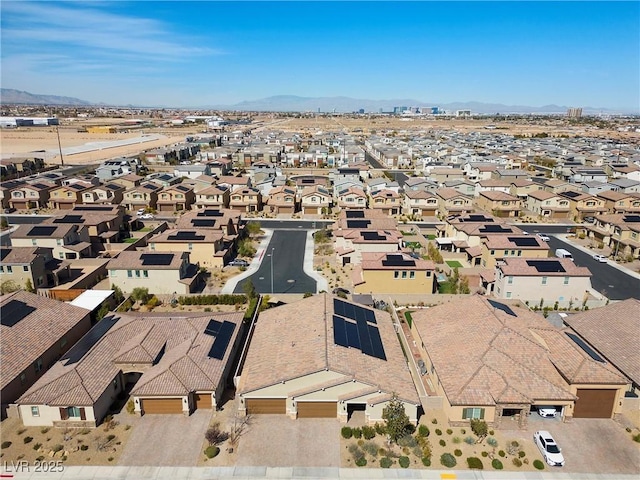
[[338, 386, 379, 402], [113, 326, 155, 363]]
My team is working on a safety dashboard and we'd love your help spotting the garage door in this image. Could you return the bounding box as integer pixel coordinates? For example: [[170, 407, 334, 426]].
[[245, 398, 286, 414], [297, 402, 337, 418], [194, 393, 212, 409], [574, 389, 616, 418], [141, 398, 183, 414]]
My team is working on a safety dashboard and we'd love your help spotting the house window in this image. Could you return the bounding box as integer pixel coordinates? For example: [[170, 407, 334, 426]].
[[506, 292, 512, 298], [31, 406, 40, 417], [0, 266, 3, 273], [34, 357, 43, 373], [127, 270, 133, 278], [188, 243, 193, 251], [542, 276, 548, 285], [59, 252, 64, 259], [394, 271, 399, 279], [510, 250, 515, 256], [426, 271, 431, 277], [517, 250, 522, 256], [462, 407, 485, 419], [507, 276, 513, 285], [563, 276, 570, 285], [109, 270, 116, 277], [135, 270, 140, 278], [67, 406, 81, 418], [401, 271, 407, 279], [32, 239, 38, 246], [150, 243, 155, 250], [409, 271, 415, 279], [490, 250, 495, 255], [23, 265, 29, 272], [143, 270, 148, 278], [7, 266, 13, 273], [56, 239, 62, 246], [20, 373, 27, 385], [504, 250, 509, 256]]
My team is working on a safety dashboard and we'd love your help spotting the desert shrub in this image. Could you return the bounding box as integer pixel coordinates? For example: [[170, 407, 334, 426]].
[[23, 437, 33, 444], [467, 457, 483, 469], [357, 439, 364, 447], [422, 456, 431, 466], [533, 459, 545, 470], [512, 458, 523, 467], [146, 295, 160, 308], [378, 448, 386, 456], [412, 446, 423, 457], [205, 423, 229, 446], [40, 427, 50, 434], [204, 446, 220, 458], [460, 428, 466, 434], [178, 294, 247, 306], [481, 451, 488, 457], [470, 419, 488, 438], [1, 441, 11, 449], [380, 457, 393, 468], [523, 458, 529, 464], [492, 458, 503, 469], [341, 426, 353, 439], [361, 425, 376, 440], [348, 445, 365, 462], [487, 437, 498, 447], [440, 453, 457, 468], [126, 399, 135, 414], [464, 436, 475, 445], [439, 439, 446, 447], [452, 436, 461, 444], [362, 441, 378, 457], [397, 434, 418, 448], [33, 443, 42, 450], [80, 445, 89, 451], [107, 457, 114, 462], [435, 428, 442, 435], [418, 424, 430, 437], [446, 428, 453, 435], [374, 422, 386, 435], [17, 428, 26, 435], [518, 450, 526, 458], [498, 450, 505, 457], [399, 456, 410, 468], [355, 457, 366, 467], [632, 433, 640, 443], [52, 444, 64, 453], [454, 449, 462, 457], [352, 427, 362, 439], [431, 418, 438, 424]]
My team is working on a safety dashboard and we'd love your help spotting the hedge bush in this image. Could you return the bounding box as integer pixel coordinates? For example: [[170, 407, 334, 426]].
[[481, 451, 488, 457], [467, 457, 483, 469], [399, 456, 410, 468], [23, 436, 33, 444], [446, 429, 453, 435], [453, 449, 462, 457], [362, 425, 376, 440], [380, 457, 393, 468], [533, 459, 545, 470], [355, 457, 367, 467], [1, 441, 11, 449], [440, 453, 457, 468], [492, 459, 503, 470], [178, 294, 247, 306], [421, 456, 431, 466], [498, 450, 505, 457], [633, 433, 640, 443], [204, 446, 220, 458], [518, 450, 526, 458], [341, 426, 353, 439], [418, 424, 430, 437], [435, 428, 442, 435], [512, 458, 523, 467], [352, 427, 362, 439], [439, 439, 446, 447]]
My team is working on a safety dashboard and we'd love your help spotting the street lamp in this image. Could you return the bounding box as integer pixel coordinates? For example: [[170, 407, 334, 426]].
[[270, 247, 275, 294]]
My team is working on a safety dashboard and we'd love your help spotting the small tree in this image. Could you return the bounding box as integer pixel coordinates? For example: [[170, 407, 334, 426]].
[[242, 279, 257, 300], [382, 393, 411, 443], [24, 279, 35, 293], [470, 419, 488, 440], [245, 221, 261, 237], [0, 280, 19, 294], [205, 423, 229, 446], [238, 239, 256, 257], [459, 276, 470, 294], [131, 287, 150, 304]]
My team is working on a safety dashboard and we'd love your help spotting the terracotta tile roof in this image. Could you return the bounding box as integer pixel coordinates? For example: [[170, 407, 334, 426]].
[[436, 188, 467, 200], [0, 246, 41, 264], [483, 235, 549, 250], [150, 229, 223, 244], [563, 299, 640, 385], [238, 293, 419, 404], [361, 252, 435, 271], [479, 191, 520, 201], [411, 295, 625, 407], [1, 291, 90, 390], [18, 312, 243, 406], [498, 257, 591, 277], [106, 251, 187, 270], [528, 190, 558, 201]]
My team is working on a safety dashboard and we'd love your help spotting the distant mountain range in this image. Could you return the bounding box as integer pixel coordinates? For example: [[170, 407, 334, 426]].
[[1, 89, 632, 114]]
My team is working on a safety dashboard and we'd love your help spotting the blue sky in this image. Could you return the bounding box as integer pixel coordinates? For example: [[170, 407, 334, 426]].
[[1, 1, 638, 110]]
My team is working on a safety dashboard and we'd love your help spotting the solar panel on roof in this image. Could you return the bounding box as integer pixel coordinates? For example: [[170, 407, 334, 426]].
[[73, 206, 113, 211], [487, 299, 516, 317], [346, 210, 365, 218], [509, 237, 540, 247], [525, 260, 566, 273], [364, 308, 376, 324], [565, 332, 605, 363], [198, 209, 223, 217], [334, 298, 346, 317], [623, 215, 640, 223], [32, 183, 50, 189], [207, 321, 235, 359], [143, 184, 159, 190], [204, 319, 222, 336], [167, 231, 205, 241], [345, 320, 361, 349], [479, 225, 512, 233], [467, 214, 493, 222], [140, 253, 174, 266], [361, 231, 386, 241], [561, 191, 580, 198], [368, 325, 386, 360], [301, 178, 314, 184], [333, 316, 348, 347], [0, 249, 9, 262], [0, 300, 36, 327], [357, 315, 374, 356], [346, 220, 370, 229], [192, 219, 216, 227], [382, 255, 416, 267], [27, 226, 56, 236], [53, 215, 84, 224], [106, 184, 120, 190]]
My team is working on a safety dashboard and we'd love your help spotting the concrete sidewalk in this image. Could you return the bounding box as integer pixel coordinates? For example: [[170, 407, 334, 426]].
[[4, 465, 638, 479]]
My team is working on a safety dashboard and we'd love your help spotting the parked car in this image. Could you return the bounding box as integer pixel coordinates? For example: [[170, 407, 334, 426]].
[[536, 233, 550, 242], [537, 406, 558, 418], [136, 208, 146, 216], [228, 259, 249, 267], [140, 213, 154, 220], [592, 254, 607, 263], [534, 430, 565, 467]]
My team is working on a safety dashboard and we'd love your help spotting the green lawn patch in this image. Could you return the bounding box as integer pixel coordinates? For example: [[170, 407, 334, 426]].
[[446, 260, 463, 268], [405, 241, 422, 249], [400, 231, 414, 236], [140, 227, 153, 232], [438, 281, 457, 294], [404, 311, 414, 327], [427, 234, 436, 240], [123, 238, 138, 244]]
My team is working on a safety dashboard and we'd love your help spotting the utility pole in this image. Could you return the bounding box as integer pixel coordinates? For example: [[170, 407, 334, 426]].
[[56, 126, 65, 167]]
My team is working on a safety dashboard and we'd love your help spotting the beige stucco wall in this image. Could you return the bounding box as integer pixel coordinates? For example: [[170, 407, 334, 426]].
[[151, 242, 222, 269], [355, 270, 434, 294], [108, 268, 189, 295], [494, 274, 593, 308], [481, 247, 549, 269]]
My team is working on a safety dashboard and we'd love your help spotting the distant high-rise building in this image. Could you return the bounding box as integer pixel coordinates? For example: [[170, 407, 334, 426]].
[[358, 108, 365, 114], [431, 107, 440, 115], [456, 110, 471, 117], [567, 107, 583, 118]]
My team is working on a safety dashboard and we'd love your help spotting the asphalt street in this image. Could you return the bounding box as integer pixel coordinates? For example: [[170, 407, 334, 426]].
[[233, 229, 316, 294], [547, 236, 640, 300]]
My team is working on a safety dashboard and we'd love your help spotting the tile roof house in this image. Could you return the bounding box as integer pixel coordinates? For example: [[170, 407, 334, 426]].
[[353, 252, 436, 295], [8, 181, 55, 210], [369, 189, 401, 216], [47, 182, 94, 210], [0, 246, 70, 291], [559, 191, 607, 222], [156, 184, 195, 212], [596, 190, 640, 215], [237, 294, 419, 423], [148, 228, 229, 270], [435, 188, 473, 218], [584, 213, 640, 260], [17, 311, 243, 426], [122, 182, 162, 212], [476, 191, 522, 218], [409, 296, 628, 426], [194, 184, 230, 210], [265, 186, 298, 215], [402, 189, 438, 219], [300, 185, 332, 215], [526, 190, 571, 220], [336, 186, 367, 210], [176, 209, 242, 238], [10, 223, 92, 260], [1, 291, 92, 418], [479, 234, 550, 269], [228, 187, 263, 213]]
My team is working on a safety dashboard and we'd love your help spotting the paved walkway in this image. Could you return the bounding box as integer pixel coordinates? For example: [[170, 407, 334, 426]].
[[221, 231, 274, 294], [4, 466, 638, 479]]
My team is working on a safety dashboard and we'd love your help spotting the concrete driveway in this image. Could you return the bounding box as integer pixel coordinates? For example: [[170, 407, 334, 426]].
[[236, 415, 341, 467], [506, 416, 640, 474], [118, 410, 211, 466]]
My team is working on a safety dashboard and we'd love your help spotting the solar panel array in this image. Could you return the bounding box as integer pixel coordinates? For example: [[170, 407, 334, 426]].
[[332, 298, 385, 360], [561, 191, 581, 199], [198, 209, 223, 217], [167, 231, 205, 241], [346, 210, 365, 218], [526, 260, 566, 273], [203, 319, 236, 359], [487, 299, 517, 317], [140, 253, 174, 266], [623, 215, 640, 223], [192, 219, 216, 227], [73, 206, 114, 211], [346, 220, 371, 229], [0, 300, 36, 327], [565, 332, 605, 363], [54, 215, 84, 224], [27, 226, 57, 236], [381, 254, 416, 267], [0, 249, 9, 262], [361, 231, 386, 241], [464, 214, 494, 222], [508, 237, 540, 247], [479, 225, 513, 233]]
